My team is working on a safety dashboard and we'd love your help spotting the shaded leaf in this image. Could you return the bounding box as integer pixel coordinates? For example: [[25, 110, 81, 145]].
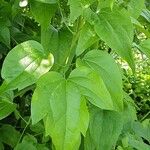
[[0, 25, 10, 48], [139, 39, 150, 59], [30, 1, 57, 27], [0, 91, 16, 120], [76, 24, 99, 56], [128, 135, 150, 150], [84, 106, 123, 150], [0, 125, 20, 148], [132, 121, 150, 142]]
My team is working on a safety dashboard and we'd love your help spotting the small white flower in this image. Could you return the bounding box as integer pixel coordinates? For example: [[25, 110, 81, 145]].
[[19, 0, 28, 8]]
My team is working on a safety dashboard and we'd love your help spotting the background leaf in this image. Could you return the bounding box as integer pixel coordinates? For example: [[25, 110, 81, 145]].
[[76, 24, 99, 56], [138, 39, 150, 59], [0, 91, 16, 120], [94, 8, 135, 70], [84, 106, 123, 150], [30, 0, 57, 27], [127, 0, 145, 19], [0, 125, 20, 148]]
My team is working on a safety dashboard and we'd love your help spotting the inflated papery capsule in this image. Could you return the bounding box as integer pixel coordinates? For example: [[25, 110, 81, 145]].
[[19, 0, 28, 7]]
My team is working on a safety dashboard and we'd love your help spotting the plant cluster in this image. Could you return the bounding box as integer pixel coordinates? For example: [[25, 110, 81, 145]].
[[0, 0, 150, 150]]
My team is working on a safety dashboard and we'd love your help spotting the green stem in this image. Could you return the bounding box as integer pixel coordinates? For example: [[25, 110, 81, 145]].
[[65, 17, 84, 77], [41, 25, 51, 55], [17, 117, 31, 145]]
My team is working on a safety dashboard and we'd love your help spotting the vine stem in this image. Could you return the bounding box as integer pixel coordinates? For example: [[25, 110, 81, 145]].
[[16, 117, 31, 145], [140, 111, 150, 121], [65, 17, 85, 78]]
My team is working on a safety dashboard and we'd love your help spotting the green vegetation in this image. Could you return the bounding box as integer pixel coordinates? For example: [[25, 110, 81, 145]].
[[0, 0, 150, 150]]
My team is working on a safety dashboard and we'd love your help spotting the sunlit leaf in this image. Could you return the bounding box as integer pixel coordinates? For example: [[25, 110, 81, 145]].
[[128, 0, 145, 19], [1, 40, 54, 91], [78, 50, 123, 111], [94, 8, 135, 70]]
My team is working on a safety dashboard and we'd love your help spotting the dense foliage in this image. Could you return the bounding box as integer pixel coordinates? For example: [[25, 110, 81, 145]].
[[0, 0, 150, 150]]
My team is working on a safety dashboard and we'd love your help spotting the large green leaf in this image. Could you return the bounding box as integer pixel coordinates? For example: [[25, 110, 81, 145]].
[[32, 66, 116, 149], [69, 67, 114, 110], [31, 71, 89, 150], [94, 8, 135, 70], [138, 39, 150, 59], [1, 40, 54, 91], [76, 24, 99, 56], [128, 0, 145, 19], [0, 91, 16, 120], [0, 125, 20, 148], [84, 106, 123, 150], [78, 50, 123, 111]]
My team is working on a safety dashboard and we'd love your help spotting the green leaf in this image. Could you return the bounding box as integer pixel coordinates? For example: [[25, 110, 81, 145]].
[[84, 106, 123, 150], [141, 9, 150, 23], [35, 0, 57, 4], [79, 97, 89, 136], [132, 121, 150, 142], [0, 142, 4, 150], [78, 50, 123, 111], [94, 8, 135, 70], [128, 0, 145, 19], [31, 71, 89, 150], [128, 135, 150, 150], [41, 25, 58, 54], [98, 0, 114, 10], [53, 29, 73, 72], [68, 0, 93, 22], [122, 93, 137, 133], [138, 39, 150, 59], [68, 0, 83, 22], [0, 25, 10, 48], [69, 67, 114, 110], [1, 40, 54, 91], [15, 142, 36, 150], [0, 91, 16, 120], [15, 134, 37, 150], [76, 24, 99, 56], [31, 72, 64, 124], [30, 1, 57, 27], [0, 125, 20, 148]]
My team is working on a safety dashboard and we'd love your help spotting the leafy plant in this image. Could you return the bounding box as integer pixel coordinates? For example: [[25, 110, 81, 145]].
[[0, 0, 150, 150]]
